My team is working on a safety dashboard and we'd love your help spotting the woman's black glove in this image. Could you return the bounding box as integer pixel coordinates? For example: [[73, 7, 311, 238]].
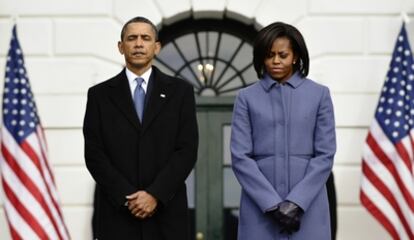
[[270, 201, 304, 234]]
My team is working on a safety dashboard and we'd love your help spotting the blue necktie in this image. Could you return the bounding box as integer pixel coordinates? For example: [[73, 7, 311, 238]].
[[134, 77, 145, 122]]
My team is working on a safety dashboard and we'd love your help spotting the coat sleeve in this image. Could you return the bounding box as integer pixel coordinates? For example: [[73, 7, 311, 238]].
[[145, 84, 198, 206], [231, 90, 282, 212], [286, 87, 336, 211], [83, 88, 136, 208]]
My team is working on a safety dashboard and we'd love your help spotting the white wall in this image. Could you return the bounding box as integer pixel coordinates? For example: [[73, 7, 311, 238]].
[[0, 0, 413, 239]]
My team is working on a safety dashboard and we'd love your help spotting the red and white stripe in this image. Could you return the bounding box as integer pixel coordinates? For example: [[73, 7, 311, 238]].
[[361, 119, 414, 240], [0, 126, 70, 240]]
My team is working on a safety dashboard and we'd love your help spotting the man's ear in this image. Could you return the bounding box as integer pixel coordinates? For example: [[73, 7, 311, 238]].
[[118, 41, 124, 55], [154, 41, 161, 55]]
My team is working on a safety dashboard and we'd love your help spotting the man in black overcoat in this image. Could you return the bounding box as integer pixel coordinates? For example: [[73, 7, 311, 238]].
[[83, 16, 198, 240]]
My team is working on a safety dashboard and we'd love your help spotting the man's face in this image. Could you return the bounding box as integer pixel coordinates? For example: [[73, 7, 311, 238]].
[[118, 22, 160, 74]]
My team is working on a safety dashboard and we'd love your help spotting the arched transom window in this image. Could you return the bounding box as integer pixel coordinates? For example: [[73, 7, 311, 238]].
[[155, 18, 258, 96]]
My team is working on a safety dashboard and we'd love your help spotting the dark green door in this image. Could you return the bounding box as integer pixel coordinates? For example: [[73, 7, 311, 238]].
[[154, 19, 257, 240], [194, 97, 241, 240]]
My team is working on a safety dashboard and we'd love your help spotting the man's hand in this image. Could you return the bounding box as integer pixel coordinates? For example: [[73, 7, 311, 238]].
[[126, 191, 158, 219]]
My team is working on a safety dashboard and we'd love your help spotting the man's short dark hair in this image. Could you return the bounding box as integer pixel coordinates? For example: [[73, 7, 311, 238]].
[[120, 16, 159, 41], [253, 22, 309, 79]]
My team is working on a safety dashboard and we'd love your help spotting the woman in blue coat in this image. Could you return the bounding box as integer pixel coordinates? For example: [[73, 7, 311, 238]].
[[231, 22, 336, 240]]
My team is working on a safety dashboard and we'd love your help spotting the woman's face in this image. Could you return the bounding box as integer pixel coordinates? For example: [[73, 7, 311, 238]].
[[264, 37, 296, 82]]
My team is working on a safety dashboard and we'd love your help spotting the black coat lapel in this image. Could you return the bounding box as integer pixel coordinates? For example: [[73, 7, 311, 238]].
[[108, 69, 141, 130], [142, 67, 175, 133]]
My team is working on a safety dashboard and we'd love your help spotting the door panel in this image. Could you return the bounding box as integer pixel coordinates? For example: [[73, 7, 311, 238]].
[[194, 103, 240, 240]]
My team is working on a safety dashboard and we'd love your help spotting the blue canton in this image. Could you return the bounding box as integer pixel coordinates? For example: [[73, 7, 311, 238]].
[[375, 23, 414, 143], [3, 26, 39, 143]]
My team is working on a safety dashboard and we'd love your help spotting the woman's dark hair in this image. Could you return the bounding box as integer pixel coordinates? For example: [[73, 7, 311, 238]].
[[253, 22, 309, 79], [120, 16, 159, 41]]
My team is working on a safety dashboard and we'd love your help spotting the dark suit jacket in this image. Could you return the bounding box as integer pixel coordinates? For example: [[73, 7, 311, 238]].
[[83, 66, 198, 240]]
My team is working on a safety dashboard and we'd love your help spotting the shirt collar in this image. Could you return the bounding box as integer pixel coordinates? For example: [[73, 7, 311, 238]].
[[260, 71, 304, 92], [125, 67, 152, 86]]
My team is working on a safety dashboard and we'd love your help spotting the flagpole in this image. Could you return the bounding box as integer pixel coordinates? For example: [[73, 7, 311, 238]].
[[401, 11, 410, 24], [11, 14, 18, 25]]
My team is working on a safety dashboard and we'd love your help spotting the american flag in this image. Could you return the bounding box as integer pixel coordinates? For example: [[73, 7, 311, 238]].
[[360, 22, 414, 240], [0, 25, 70, 239]]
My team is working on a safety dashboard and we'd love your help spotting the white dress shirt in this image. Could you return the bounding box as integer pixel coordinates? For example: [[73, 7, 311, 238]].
[[125, 67, 152, 100]]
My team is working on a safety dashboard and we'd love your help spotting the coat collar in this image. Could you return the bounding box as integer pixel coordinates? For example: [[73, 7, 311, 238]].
[[141, 66, 175, 132], [260, 71, 305, 92], [108, 66, 175, 132]]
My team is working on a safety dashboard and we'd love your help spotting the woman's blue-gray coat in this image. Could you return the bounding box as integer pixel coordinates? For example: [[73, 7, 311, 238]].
[[231, 72, 336, 240]]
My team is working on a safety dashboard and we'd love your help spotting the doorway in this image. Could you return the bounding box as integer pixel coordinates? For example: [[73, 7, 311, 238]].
[[193, 97, 240, 240], [155, 17, 258, 240]]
